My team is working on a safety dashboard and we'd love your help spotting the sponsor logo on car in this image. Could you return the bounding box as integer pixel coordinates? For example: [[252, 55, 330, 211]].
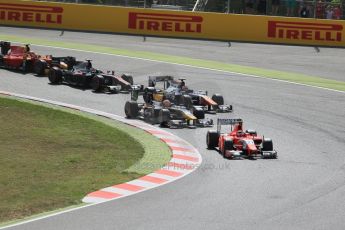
[[268, 21, 343, 42], [128, 12, 203, 33], [0, 3, 63, 24]]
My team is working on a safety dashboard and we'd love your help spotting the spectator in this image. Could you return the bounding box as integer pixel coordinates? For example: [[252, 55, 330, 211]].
[[271, 0, 280, 15], [299, 1, 310, 17], [333, 5, 342, 19], [286, 0, 296, 16], [245, 0, 257, 14], [326, 5, 334, 19], [315, 0, 325, 18], [257, 0, 267, 14]]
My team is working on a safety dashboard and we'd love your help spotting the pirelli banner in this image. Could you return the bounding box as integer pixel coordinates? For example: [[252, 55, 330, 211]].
[[0, 0, 345, 48]]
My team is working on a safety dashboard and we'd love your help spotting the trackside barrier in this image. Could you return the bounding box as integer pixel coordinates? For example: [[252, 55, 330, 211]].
[[0, 0, 345, 47]]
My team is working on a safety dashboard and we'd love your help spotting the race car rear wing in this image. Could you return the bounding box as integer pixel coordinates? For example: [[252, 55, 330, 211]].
[[217, 118, 243, 133], [148, 75, 175, 87]]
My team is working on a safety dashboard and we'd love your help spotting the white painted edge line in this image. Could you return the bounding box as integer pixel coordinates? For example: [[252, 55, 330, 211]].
[[11, 41, 345, 94], [0, 90, 202, 230]]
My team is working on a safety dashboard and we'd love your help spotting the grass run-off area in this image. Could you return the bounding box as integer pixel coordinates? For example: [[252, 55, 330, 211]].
[[0, 96, 170, 223]]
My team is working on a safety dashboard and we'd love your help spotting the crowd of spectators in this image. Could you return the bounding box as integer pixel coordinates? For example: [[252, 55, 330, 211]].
[[244, 0, 343, 19], [40, 0, 344, 19]]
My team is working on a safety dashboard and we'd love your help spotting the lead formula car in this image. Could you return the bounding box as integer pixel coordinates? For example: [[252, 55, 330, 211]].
[[206, 118, 277, 159]]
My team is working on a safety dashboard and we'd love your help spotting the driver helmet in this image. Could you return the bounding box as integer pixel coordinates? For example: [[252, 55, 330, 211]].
[[181, 85, 188, 91], [162, 99, 171, 108], [86, 60, 92, 69], [237, 131, 245, 137], [24, 44, 30, 53]]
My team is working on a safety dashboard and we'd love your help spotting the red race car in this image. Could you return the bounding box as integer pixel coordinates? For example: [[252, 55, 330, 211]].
[[206, 118, 277, 159], [0, 41, 73, 75]]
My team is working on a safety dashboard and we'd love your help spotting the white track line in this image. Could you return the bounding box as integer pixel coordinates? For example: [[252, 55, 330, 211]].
[[11, 41, 345, 94]]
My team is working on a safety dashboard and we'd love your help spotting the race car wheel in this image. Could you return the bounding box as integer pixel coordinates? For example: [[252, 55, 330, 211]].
[[212, 94, 224, 105], [143, 108, 155, 124], [222, 139, 234, 158], [0, 55, 3, 65], [193, 107, 205, 119], [158, 109, 171, 125], [48, 68, 62, 84], [122, 74, 134, 85], [206, 130, 219, 149], [124, 101, 139, 118], [174, 94, 183, 105], [0, 41, 10, 55], [34, 60, 48, 76], [262, 138, 273, 151], [182, 95, 193, 109], [91, 75, 105, 92], [22, 60, 32, 73]]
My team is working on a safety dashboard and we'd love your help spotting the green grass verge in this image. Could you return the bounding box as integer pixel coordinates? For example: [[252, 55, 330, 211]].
[[0, 34, 344, 91], [0, 96, 171, 224]]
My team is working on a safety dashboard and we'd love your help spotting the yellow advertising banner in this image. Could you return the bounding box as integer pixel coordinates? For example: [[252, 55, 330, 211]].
[[0, 0, 344, 47]]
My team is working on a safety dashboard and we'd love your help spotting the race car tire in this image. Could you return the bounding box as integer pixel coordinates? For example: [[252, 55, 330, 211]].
[[0, 55, 3, 65], [34, 60, 48, 76], [0, 41, 10, 55], [206, 130, 219, 149], [91, 75, 105, 92], [182, 95, 193, 109], [22, 60, 32, 73], [122, 74, 134, 85], [158, 109, 171, 124], [212, 94, 224, 105], [124, 101, 139, 118], [143, 108, 155, 124], [262, 138, 273, 151], [193, 107, 205, 119], [48, 68, 62, 84], [174, 94, 182, 105], [223, 139, 234, 158]]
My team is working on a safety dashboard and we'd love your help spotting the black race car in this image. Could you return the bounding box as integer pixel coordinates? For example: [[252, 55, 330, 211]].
[[48, 60, 134, 93], [124, 85, 213, 129]]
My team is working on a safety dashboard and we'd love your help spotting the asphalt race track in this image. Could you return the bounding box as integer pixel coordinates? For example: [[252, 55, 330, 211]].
[[1, 27, 345, 230]]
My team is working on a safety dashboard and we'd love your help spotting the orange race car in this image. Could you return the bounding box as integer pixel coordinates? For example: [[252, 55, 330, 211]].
[[146, 75, 232, 113]]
